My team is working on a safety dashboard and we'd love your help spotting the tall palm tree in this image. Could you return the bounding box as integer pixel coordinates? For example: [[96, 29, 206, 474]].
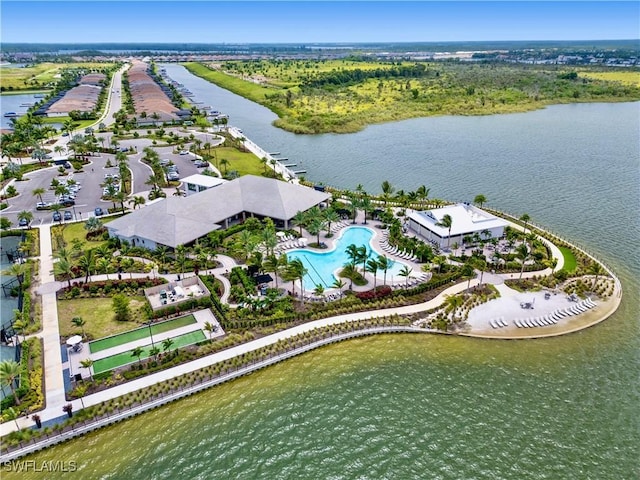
[[0, 360, 22, 406], [288, 258, 308, 304], [52, 257, 74, 287], [322, 208, 340, 236], [516, 243, 530, 280], [32, 187, 46, 204], [366, 258, 379, 289], [292, 210, 308, 236], [204, 321, 216, 340], [520, 213, 531, 235], [381, 180, 395, 206], [588, 262, 605, 290], [360, 195, 372, 224], [416, 185, 430, 206], [377, 255, 391, 286], [435, 214, 453, 249], [341, 262, 358, 290], [78, 250, 95, 283], [263, 254, 282, 288], [444, 294, 464, 321]]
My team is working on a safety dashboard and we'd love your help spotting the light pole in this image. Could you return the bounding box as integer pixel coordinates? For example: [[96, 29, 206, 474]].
[[146, 321, 155, 349], [72, 205, 77, 221]]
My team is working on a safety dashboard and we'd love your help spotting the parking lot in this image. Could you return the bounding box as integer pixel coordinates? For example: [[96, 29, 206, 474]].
[[2, 129, 222, 228]]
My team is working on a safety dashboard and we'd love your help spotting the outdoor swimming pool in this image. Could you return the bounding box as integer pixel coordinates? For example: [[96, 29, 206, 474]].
[[286, 226, 408, 289]]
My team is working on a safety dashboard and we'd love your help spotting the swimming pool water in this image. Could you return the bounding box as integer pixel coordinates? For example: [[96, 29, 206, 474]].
[[286, 226, 407, 289]]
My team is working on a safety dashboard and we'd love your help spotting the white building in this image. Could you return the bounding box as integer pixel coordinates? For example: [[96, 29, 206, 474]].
[[407, 203, 509, 248], [181, 174, 226, 196]]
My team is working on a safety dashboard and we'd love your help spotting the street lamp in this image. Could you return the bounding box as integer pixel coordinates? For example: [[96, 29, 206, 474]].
[[146, 321, 155, 349]]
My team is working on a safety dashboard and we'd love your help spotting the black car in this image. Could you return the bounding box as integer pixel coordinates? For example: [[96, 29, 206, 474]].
[[94, 207, 104, 217], [52, 211, 62, 222], [63, 211, 73, 221], [60, 198, 75, 207]]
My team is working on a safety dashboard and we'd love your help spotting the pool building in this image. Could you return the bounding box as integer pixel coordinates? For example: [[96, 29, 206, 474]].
[[407, 203, 509, 248]]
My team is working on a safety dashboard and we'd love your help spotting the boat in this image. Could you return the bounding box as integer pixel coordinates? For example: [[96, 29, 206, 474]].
[[4, 112, 19, 118], [20, 103, 34, 107]]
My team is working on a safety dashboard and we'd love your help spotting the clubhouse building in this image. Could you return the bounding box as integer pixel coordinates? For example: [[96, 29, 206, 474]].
[[106, 175, 330, 250], [407, 203, 509, 248]]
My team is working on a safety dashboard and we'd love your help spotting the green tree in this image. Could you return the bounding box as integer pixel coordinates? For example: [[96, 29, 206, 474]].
[[516, 243, 530, 280], [131, 346, 144, 366], [162, 337, 174, 354], [398, 265, 413, 288], [71, 316, 86, 338], [78, 249, 95, 283], [366, 258, 379, 289], [435, 214, 453, 249], [204, 321, 216, 340], [0, 360, 22, 406], [331, 278, 346, 297], [474, 194, 487, 208], [520, 213, 531, 235], [381, 180, 395, 205], [32, 187, 46, 204], [79, 358, 94, 381], [113, 293, 131, 322], [376, 255, 391, 286], [18, 211, 33, 229]]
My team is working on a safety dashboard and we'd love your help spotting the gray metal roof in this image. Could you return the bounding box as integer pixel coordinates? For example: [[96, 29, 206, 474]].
[[107, 176, 329, 248]]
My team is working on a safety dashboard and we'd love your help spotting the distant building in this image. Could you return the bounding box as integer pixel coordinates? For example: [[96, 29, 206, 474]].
[[407, 203, 509, 248], [181, 174, 226, 196]]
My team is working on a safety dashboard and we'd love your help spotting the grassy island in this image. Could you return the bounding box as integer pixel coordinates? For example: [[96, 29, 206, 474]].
[[184, 60, 640, 134]]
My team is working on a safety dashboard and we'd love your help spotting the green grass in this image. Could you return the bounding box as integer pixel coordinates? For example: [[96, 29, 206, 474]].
[[89, 315, 196, 353], [52, 217, 116, 252], [559, 246, 577, 273], [0, 62, 117, 91], [214, 146, 268, 177], [58, 296, 148, 339], [92, 330, 206, 374]]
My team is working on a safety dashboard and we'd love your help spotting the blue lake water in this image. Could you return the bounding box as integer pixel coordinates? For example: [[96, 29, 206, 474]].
[[286, 226, 407, 288]]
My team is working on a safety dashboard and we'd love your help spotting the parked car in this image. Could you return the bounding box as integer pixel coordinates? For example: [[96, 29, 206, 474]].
[[59, 198, 75, 207], [36, 202, 51, 210], [18, 218, 29, 227], [179, 150, 189, 155], [94, 207, 104, 217], [167, 172, 180, 181], [63, 211, 73, 221], [52, 211, 62, 222], [195, 160, 209, 168]]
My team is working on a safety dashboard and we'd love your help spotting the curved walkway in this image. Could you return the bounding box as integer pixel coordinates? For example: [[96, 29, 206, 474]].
[[0, 218, 620, 437]]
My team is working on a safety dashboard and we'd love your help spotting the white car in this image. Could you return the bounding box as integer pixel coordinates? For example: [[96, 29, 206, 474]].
[[179, 150, 189, 155]]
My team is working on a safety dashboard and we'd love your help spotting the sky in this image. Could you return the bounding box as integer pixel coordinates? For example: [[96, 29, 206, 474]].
[[1, 1, 638, 44]]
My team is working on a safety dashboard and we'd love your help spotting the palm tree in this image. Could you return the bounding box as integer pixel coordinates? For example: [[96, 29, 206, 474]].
[[219, 158, 229, 175], [263, 254, 281, 289], [520, 213, 531, 235], [79, 358, 94, 381], [32, 187, 46, 204], [204, 321, 217, 341], [366, 258, 379, 289], [18, 211, 34, 229], [52, 257, 74, 287], [71, 316, 86, 338], [288, 258, 308, 303], [588, 262, 605, 290], [331, 278, 346, 297], [474, 194, 487, 208], [78, 250, 95, 283], [322, 208, 340, 236], [0, 360, 22, 406], [341, 262, 358, 290], [377, 255, 391, 286], [416, 185, 430, 206], [131, 346, 144, 366], [398, 265, 413, 288], [381, 180, 395, 205], [444, 294, 464, 322], [313, 284, 325, 299], [162, 338, 174, 354], [292, 210, 308, 236], [175, 245, 187, 278], [128, 195, 146, 210], [516, 243, 530, 280], [360, 195, 373, 224], [435, 214, 453, 249]]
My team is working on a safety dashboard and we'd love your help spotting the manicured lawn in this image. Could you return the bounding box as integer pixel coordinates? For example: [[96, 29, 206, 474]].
[[1, 62, 117, 91], [52, 217, 116, 252], [214, 146, 267, 177], [58, 296, 149, 339], [89, 315, 196, 353], [92, 330, 206, 374], [559, 246, 577, 273]]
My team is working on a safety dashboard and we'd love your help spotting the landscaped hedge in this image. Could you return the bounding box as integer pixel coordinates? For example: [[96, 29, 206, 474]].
[[59, 277, 165, 299], [0, 338, 44, 415]]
